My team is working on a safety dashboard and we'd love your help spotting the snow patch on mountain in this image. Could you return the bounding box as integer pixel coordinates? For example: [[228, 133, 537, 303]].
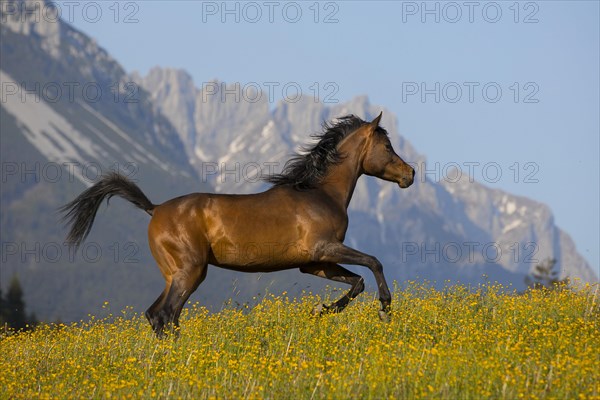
[[78, 102, 177, 175], [502, 219, 523, 234], [1, 70, 99, 185]]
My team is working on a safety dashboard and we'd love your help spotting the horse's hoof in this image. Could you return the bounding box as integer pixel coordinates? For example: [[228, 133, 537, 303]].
[[312, 304, 325, 316], [378, 310, 390, 322]]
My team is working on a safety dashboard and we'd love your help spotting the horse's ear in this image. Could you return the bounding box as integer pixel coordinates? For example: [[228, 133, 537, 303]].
[[370, 112, 383, 130]]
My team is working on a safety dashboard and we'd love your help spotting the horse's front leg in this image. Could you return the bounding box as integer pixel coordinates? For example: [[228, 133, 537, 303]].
[[316, 243, 392, 321], [300, 263, 365, 314]]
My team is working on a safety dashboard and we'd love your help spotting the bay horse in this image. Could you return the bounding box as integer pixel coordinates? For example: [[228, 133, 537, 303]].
[[61, 113, 415, 336]]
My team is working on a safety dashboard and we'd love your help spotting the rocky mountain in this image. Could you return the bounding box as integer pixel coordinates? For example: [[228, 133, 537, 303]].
[[1, 1, 596, 322], [2, 0, 234, 322], [135, 67, 597, 285]]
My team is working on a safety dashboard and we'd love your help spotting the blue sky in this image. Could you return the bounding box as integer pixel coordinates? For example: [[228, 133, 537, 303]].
[[59, 1, 599, 276]]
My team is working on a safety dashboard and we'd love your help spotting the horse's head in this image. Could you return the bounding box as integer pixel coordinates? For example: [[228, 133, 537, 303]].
[[361, 112, 415, 188]]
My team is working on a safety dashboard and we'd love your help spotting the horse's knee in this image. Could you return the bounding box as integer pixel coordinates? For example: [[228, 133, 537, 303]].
[[356, 277, 365, 293], [367, 258, 383, 274], [349, 277, 365, 299]]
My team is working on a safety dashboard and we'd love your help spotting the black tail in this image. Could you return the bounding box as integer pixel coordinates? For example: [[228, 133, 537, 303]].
[[60, 172, 155, 249]]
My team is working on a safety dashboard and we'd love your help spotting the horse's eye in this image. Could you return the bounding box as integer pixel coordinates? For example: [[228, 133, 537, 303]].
[[385, 144, 393, 152]]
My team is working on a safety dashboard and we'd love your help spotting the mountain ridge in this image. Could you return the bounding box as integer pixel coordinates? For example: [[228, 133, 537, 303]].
[[133, 66, 597, 283], [1, 1, 596, 322]]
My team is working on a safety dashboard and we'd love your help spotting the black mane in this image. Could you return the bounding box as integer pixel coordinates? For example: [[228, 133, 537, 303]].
[[265, 115, 386, 190]]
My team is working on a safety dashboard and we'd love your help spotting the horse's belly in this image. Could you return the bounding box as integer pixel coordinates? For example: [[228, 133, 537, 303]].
[[209, 240, 312, 270]]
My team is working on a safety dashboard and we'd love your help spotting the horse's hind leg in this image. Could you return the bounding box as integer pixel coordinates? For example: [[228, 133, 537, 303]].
[[146, 237, 209, 337], [146, 196, 212, 337], [154, 264, 208, 337], [145, 280, 171, 334], [300, 263, 365, 315], [170, 265, 208, 329]]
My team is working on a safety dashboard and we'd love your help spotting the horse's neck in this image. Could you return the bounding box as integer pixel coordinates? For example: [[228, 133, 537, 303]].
[[318, 145, 363, 211]]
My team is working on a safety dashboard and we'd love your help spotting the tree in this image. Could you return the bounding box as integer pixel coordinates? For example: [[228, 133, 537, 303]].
[[525, 258, 569, 290], [0, 287, 6, 326], [2, 275, 36, 331]]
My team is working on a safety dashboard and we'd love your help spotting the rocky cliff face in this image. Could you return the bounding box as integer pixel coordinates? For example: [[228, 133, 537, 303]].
[[135, 66, 597, 284], [1, 0, 207, 321]]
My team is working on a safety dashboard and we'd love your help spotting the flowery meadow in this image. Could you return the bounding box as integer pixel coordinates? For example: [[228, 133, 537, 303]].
[[1, 282, 599, 399]]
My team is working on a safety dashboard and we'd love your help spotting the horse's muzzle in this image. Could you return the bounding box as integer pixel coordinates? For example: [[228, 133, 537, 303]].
[[398, 167, 415, 188]]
